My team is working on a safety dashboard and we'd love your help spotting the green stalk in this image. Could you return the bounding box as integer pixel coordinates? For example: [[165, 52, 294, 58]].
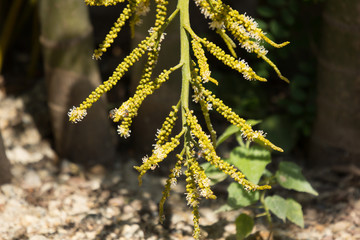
[[260, 190, 273, 240], [177, 0, 191, 149]]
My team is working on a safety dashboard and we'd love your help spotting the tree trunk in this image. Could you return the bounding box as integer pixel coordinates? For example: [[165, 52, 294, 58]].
[[39, 0, 116, 167], [310, 0, 360, 166], [0, 130, 12, 185]]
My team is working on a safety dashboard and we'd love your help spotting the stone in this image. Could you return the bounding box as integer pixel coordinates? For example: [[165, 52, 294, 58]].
[[22, 170, 42, 189]]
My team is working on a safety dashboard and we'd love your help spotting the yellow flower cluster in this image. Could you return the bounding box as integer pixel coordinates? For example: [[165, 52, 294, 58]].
[[202, 37, 267, 82], [193, 0, 289, 82], [92, 4, 133, 60], [159, 153, 183, 223], [154, 104, 180, 145], [205, 91, 283, 152], [191, 38, 217, 85], [129, 0, 151, 35], [70, 1, 290, 238], [184, 166, 201, 239], [85, 0, 126, 6], [185, 109, 271, 191], [134, 130, 184, 185], [189, 32, 267, 82], [186, 151, 216, 200], [190, 67, 217, 146], [68, 0, 176, 123], [68, 39, 148, 123], [111, 63, 182, 138]]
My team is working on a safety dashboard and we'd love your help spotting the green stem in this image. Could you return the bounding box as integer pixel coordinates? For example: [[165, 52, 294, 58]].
[[260, 190, 273, 239], [177, 0, 192, 150]]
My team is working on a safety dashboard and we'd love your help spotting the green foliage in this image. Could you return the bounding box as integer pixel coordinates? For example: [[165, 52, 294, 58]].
[[228, 146, 271, 184], [264, 195, 287, 221], [276, 161, 318, 195], [201, 162, 227, 185], [285, 198, 304, 228], [236, 213, 254, 240], [264, 196, 304, 227], [202, 124, 317, 235], [227, 182, 260, 208]]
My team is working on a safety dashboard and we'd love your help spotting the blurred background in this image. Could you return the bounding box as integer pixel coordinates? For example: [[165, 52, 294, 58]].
[[0, 0, 359, 239]]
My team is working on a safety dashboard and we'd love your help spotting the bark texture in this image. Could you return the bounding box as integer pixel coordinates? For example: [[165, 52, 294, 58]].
[[39, 0, 116, 167], [310, 0, 360, 166]]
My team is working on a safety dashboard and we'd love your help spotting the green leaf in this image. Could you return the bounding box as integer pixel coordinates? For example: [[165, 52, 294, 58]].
[[286, 198, 304, 228], [236, 213, 254, 240], [201, 162, 228, 185], [227, 182, 259, 208], [229, 146, 271, 184], [245, 119, 262, 127], [257, 6, 276, 18], [276, 161, 318, 196], [264, 195, 287, 221], [216, 203, 234, 212], [263, 169, 273, 179], [216, 125, 240, 148]]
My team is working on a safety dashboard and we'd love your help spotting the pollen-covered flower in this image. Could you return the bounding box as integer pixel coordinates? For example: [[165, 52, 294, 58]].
[[68, 106, 87, 123], [92, 4, 133, 60], [209, 20, 224, 30], [85, 0, 126, 6], [117, 125, 131, 138], [153, 144, 166, 160], [142, 155, 149, 163]]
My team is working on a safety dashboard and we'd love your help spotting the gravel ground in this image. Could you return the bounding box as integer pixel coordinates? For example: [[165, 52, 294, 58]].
[[1, 88, 359, 240]]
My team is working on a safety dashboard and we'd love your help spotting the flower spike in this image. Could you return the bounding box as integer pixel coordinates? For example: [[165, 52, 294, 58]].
[[70, 1, 290, 238]]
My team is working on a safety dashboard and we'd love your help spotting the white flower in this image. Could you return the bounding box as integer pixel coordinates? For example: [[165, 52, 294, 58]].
[[117, 126, 131, 138], [136, 3, 150, 16], [150, 163, 158, 170], [153, 144, 166, 160], [170, 178, 177, 187], [155, 129, 162, 139], [201, 70, 211, 83], [160, 32, 166, 42], [209, 21, 224, 30], [173, 168, 182, 178], [142, 155, 149, 163], [68, 106, 87, 123], [92, 54, 101, 60]]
